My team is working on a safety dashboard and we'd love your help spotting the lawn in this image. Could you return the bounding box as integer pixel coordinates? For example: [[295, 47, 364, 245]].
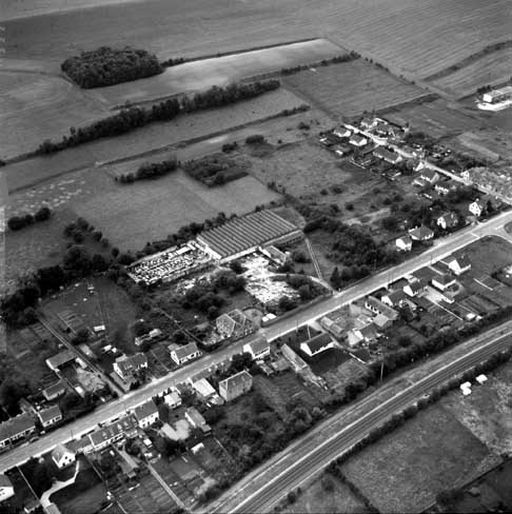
[[93, 39, 345, 106], [73, 170, 280, 250], [460, 236, 512, 276], [283, 59, 426, 117], [341, 404, 501, 513]]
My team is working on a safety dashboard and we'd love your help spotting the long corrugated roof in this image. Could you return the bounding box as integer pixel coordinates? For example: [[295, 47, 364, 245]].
[[197, 210, 299, 258]]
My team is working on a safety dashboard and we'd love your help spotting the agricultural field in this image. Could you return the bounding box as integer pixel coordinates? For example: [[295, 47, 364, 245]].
[[429, 46, 512, 98], [93, 39, 345, 107], [341, 404, 501, 513], [0, 71, 109, 159], [283, 59, 426, 117], [4, 87, 304, 193], [4, 0, 508, 84], [73, 169, 280, 250]]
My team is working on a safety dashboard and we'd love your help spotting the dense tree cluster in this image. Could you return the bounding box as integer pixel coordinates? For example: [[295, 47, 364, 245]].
[[160, 57, 186, 67], [117, 155, 178, 183], [282, 274, 325, 302], [280, 52, 359, 75], [61, 46, 163, 88], [183, 154, 247, 187], [36, 80, 280, 155], [7, 206, 51, 231]]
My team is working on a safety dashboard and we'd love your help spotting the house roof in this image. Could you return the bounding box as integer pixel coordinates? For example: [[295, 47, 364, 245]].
[[374, 314, 391, 328], [46, 349, 75, 369], [0, 475, 12, 489], [38, 405, 61, 424], [350, 134, 367, 144], [373, 146, 400, 162], [89, 415, 136, 447], [384, 290, 406, 305], [0, 414, 35, 442], [192, 378, 217, 398], [432, 273, 456, 285], [420, 168, 439, 180], [185, 407, 207, 426], [219, 370, 253, 392], [134, 399, 158, 421], [405, 278, 423, 294], [446, 254, 471, 269], [409, 225, 434, 240], [164, 391, 181, 404], [302, 333, 334, 354], [360, 323, 378, 340], [246, 336, 269, 355], [43, 381, 67, 398], [365, 296, 398, 320], [115, 353, 147, 375], [51, 444, 74, 462], [396, 235, 412, 245], [172, 342, 199, 360], [438, 211, 458, 227]]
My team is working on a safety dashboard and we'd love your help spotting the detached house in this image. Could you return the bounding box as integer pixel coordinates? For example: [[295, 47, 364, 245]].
[[437, 212, 459, 230], [403, 278, 424, 297], [216, 309, 254, 340], [52, 444, 76, 469], [219, 371, 253, 402], [445, 255, 471, 276], [333, 127, 351, 139], [134, 400, 159, 429], [349, 134, 368, 147], [364, 296, 398, 322], [469, 198, 485, 217], [395, 235, 413, 252], [381, 290, 407, 308], [409, 226, 434, 242], [300, 333, 335, 357], [243, 336, 270, 361], [38, 405, 62, 428], [163, 391, 182, 409], [113, 353, 148, 381], [431, 272, 457, 291], [373, 146, 402, 164], [169, 342, 201, 366], [419, 168, 440, 184]]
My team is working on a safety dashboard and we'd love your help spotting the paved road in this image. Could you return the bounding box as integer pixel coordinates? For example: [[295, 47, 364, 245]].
[[1, 209, 512, 472], [210, 325, 512, 514]]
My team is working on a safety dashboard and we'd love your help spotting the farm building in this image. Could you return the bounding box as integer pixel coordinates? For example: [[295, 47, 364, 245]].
[[219, 371, 253, 402], [243, 336, 270, 361], [196, 210, 302, 261], [300, 333, 335, 357]]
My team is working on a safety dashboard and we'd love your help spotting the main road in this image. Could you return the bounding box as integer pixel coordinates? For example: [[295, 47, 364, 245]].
[[209, 324, 512, 514], [0, 210, 511, 472]]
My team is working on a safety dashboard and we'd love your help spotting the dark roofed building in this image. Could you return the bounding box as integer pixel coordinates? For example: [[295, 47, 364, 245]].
[[46, 349, 76, 372], [219, 371, 253, 402], [42, 381, 67, 401], [300, 333, 335, 357], [0, 414, 36, 449]]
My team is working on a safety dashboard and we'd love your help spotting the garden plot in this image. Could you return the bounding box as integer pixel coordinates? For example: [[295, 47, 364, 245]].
[[240, 254, 298, 307]]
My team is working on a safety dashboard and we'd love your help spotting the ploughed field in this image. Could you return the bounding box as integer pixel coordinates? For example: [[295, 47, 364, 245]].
[[93, 39, 345, 107], [4, 0, 509, 83], [429, 46, 512, 98], [283, 59, 426, 117]]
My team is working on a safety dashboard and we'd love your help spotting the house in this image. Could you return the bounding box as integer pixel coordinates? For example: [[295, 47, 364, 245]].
[[395, 235, 413, 252], [333, 127, 351, 139], [42, 381, 67, 402], [88, 415, 137, 451], [419, 168, 440, 184], [191, 378, 217, 401], [51, 444, 76, 469], [364, 296, 398, 322], [169, 342, 201, 366], [445, 255, 472, 276], [408, 225, 434, 241], [360, 116, 377, 129], [38, 405, 62, 428], [134, 400, 159, 429], [381, 290, 407, 308], [46, 349, 76, 372], [216, 309, 254, 339], [19, 398, 36, 416], [219, 371, 253, 402], [347, 323, 378, 347], [0, 475, 14, 503], [243, 336, 270, 361], [347, 329, 364, 347], [434, 180, 456, 195], [373, 146, 402, 164], [185, 407, 211, 433], [431, 272, 457, 291], [349, 134, 368, 147], [469, 198, 485, 217], [403, 278, 424, 297], [0, 414, 36, 449], [113, 353, 148, 381], [373, 313, 392, 330], [437, 212, 459, 230], [300, 333, 335, 357], [163, 391, 182, 409], [320, 310, 349, 338]]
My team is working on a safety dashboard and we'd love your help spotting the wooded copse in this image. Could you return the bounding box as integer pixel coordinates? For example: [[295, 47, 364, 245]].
[[61, 46, 163, 88], [116, 155, 178, 183], [36, 80, 281, 155]]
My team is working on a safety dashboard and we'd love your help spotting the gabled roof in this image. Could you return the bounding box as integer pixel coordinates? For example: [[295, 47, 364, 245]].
[[405, 278, 424, 294], [373, 146, 400, 162], [219, 370, 253, 392], [420, 168, 439, 180], [0, 414, 35, 442], [246, 336, 269, 355], [0, 475, 12, 489], [396, 235, 412, 245], [359, 323, 378, 340], [51, 444, 74, 462], [438, 211, 458, 227], [172, 342, 199, 360], [38, 405, 61, 424], [350, 134, 367, 144], [409, 225, 434, 240], [432, 273, 455, 285], [384, 290, 406, 305], [446, 254, 471, 269], [46, 349, 75, 369], [134, 399, 158, 421], [115, 353, 147, 375]]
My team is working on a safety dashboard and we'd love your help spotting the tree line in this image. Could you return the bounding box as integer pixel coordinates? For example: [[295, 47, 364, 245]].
[[116, 155, 178, 184], [280, 52, 360, 76], [36, 80, 281, 156], [7, 206, 51, 231], [61, 46, 163, 88]]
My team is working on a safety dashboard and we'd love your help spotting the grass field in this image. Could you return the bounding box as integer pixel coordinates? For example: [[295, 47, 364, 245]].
[[430, 46, 512, 98], [4, 0, 508, 84], [93, 39, 345, 106], [73, 170, 280, 250], [283, 59, 425, 117], [341, 404, 501, 513], [283, 473, 370, 514], [5, 87, 304, 192], [0, 71, 108, 159]]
